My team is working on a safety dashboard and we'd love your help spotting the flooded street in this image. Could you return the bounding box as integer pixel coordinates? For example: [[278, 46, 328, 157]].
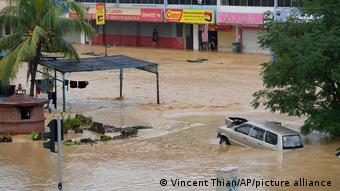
[[1, 46, 339, 190]]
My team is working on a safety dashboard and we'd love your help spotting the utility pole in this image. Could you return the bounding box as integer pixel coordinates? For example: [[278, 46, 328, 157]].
[[42, 117, 64, 191], [57, 116, 63, 191], [103, 0, 107, 56]]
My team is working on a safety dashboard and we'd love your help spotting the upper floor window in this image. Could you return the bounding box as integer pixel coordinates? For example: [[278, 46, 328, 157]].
[[167, 0, 217, 5], [75, 0, 117, 3], [75, 0, 166, 4], [278, 0, 292, 7], [221, 0, 276, 6]]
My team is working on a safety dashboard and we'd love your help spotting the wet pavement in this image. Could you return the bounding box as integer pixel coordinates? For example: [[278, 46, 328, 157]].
[[1, 46, 339, 191]]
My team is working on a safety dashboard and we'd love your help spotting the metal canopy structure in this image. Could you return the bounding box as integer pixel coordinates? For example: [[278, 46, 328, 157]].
[[41, 55, 158, 73], [39, 55, 159, 112]]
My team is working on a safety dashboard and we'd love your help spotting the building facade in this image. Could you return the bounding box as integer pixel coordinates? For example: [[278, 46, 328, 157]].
[[70, 0, 294, 54]]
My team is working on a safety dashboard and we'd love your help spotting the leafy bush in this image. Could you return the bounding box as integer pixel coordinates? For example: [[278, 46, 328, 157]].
[[0, 134, 12, 142], [100, 135, 112, 141], [75, 114, 93, 126], [63, 116, 82, 131], [31, 131, 42, 141]]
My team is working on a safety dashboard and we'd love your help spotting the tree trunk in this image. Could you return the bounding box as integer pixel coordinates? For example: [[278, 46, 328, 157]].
[[29, 45, 42, 96], [29, 62, 37, 96]]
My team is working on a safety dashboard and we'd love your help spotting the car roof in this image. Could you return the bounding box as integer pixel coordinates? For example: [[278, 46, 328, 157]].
[[246, 121, 299, 135]]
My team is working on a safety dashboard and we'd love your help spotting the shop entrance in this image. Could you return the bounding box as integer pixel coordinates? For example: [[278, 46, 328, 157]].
[[185, 24, 193, 50], [199, 24, 218, 51], [208, 30, 218, 50]]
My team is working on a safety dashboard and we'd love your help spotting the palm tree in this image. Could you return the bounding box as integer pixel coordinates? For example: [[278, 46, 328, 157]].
[[0, 0, 94, 96]]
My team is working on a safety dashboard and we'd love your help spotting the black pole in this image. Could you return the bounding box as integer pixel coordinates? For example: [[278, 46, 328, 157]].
[[62, 73, 66, 112], [103, 0, 107, 56], [54, 70, 57, 109], [120, 69, 123, 98], [156, 72, 160, 104]]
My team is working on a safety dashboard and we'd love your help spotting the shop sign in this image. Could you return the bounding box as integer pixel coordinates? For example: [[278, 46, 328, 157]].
[[70, 8, 162, 22], [165, 9, 214, 24], [208, 24, 232, 31], [217, 12, 263, 25], [96, 4, 105, 25]]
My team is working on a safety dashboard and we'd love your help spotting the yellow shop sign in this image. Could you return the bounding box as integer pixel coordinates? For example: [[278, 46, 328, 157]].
[[165, 9, 214, 24], [96, 4, 105, 25]]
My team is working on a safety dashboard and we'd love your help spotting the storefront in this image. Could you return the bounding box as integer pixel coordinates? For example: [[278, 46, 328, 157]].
[[210, 24, 235, 52], [217, 12, 268, 54], [165, 9, 215, 50], [69, 7, 185, 49]]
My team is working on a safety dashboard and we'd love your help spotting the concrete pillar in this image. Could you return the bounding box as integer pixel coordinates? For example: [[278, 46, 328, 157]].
[[235, 25, 240, 42], [80, 32, 86, 45], [216, 167, 239, 191], [193, 24, 199, 50]]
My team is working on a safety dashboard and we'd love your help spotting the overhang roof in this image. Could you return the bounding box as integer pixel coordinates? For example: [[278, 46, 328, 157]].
[[0, 94, 49, 107], [40, 55, 158, 74]]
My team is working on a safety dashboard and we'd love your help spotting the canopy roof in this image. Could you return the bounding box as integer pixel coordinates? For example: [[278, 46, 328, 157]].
[[40, 55, 158, 74], [38, 55, 160, 111], [0, 94, 49, 107]]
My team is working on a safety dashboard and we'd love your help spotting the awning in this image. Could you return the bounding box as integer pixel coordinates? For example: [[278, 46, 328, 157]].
[[40, 55, 158, 74], [39, 55, 160, 112]]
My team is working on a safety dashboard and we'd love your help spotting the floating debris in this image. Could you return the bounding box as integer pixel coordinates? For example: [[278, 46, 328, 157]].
[[186, 58, 208, 63]]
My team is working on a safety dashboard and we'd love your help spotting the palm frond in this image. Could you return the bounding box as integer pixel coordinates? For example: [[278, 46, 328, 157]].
[[64, 1, 85, 20], [57, 18, 95, 39], [31, 25, 47, 45], [47, 36, 79, 60], [0, 42, 24, 85], [0, 33, 23, 50]]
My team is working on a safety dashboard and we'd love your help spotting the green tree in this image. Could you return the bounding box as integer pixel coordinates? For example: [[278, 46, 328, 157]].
[[0, 0, 94, 96], [253, 0, 340, 136]]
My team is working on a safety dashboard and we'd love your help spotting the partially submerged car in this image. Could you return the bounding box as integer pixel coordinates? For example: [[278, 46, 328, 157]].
[[217, 117, 304, 150]]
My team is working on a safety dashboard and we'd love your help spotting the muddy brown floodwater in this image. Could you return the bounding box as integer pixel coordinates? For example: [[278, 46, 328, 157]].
[[1, 45, 339, 191]]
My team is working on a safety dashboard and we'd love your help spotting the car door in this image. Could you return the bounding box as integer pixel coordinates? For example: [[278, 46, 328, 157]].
[[262, 130, 279, 150], [231, 124, 253, 146], [248, 126, 265, 148]]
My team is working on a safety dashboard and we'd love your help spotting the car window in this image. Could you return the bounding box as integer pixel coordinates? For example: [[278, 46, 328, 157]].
[[249, 126, 265, 141], [265, 131, 278, 145], [235, 124, 252, 135], [282, 135, 303, 149]]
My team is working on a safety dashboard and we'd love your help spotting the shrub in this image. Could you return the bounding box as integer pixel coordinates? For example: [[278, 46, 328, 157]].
[[63, 116, 82, 131], [31, 131, 42, 141], [75, 114, 93, 126]]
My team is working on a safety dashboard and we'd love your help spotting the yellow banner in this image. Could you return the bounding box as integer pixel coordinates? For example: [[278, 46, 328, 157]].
[[166, 9, 214, 24], [96, 4, 105, 25]]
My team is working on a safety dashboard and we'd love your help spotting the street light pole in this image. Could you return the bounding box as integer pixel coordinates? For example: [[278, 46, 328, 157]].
[[85, 6, 90, 45], [103, 0, 107, 56], [57, 116, 63, 191]]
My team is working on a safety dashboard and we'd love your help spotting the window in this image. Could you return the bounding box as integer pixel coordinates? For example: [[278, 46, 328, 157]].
[[20, 108, 32, 120], [168, 0, 216, 5], [282, 135, 303, 149], [249, 126, 265, 140], [265, 131, 278, 145], [235, 124, 252, 135], [75, 0, 165, 4], [222, 0, 275, 6], [278, 0, 292, 7]]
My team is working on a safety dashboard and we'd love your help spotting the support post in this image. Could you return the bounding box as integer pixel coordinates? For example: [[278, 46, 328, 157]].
[[103, 0, 107, 56], [120, 69, 123, 98], [156, 72, 160, 104], [54, 70, 57, 109], [57, 116, 63, 191], [62, 73, 66, 112]]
